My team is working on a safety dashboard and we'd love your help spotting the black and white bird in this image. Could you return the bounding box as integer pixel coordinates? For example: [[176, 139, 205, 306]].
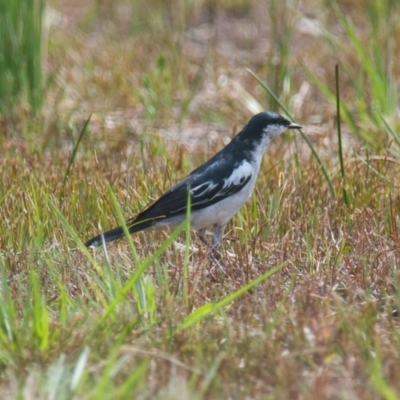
[[85, 111, 302, 249]]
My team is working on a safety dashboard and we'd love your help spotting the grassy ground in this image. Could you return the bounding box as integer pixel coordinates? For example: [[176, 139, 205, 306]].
[[1, 0, 400, 398]]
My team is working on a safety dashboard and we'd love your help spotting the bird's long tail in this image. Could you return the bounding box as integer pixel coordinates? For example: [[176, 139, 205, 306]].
[[85, 225, 125, 247], [85, 217, 157, 247]]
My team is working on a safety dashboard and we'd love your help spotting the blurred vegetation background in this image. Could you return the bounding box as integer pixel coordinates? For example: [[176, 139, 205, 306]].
[[0, 0, 45, 116], [1, 0, 399, 148]]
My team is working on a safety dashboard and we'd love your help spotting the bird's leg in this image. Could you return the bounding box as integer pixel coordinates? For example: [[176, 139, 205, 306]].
[[197, 228, 209, 246], [197, 225, 225, 265], [197, 229, 217, 267], [212, 223, 225, 250], [210, 223, 227, 259]]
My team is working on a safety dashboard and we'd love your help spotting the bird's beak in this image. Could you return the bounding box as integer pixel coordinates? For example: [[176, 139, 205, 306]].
[[288, 122, 302, 130]]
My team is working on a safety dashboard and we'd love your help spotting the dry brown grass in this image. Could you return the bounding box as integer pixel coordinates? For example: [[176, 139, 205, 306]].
[[1, 0, 400, 398]]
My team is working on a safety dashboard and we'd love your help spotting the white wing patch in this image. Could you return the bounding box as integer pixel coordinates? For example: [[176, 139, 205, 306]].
[[190, 181, 218, 197], [190, 160, 254, 204], [224, 160, 253, 188]]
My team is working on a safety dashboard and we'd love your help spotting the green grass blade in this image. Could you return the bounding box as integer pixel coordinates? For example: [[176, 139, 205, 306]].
[[106, 186, 140, 265], [45, 193, 101, 265], [303, 64, 359, 132], [175, 262, 286, 333], [335, 65, 349, 206], [114, 359, 150, 397], [368, 352, 399, 400], [60, 114, 92, 204], [45, 194, 109, 307], [375, 108, 400, 149], [70, 346, 90, 391], [97, 221, 187, 326]]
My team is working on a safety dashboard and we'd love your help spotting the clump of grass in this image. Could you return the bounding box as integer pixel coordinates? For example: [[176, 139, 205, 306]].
[[0, 0, 45, 118]]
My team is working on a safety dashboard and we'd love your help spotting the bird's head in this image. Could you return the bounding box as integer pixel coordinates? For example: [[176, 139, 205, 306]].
[[245, 111, 302, 140], [228, 111, 302, 157]]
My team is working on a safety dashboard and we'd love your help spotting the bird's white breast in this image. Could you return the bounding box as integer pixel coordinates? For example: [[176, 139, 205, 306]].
[[190, 160, 259, 230]]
